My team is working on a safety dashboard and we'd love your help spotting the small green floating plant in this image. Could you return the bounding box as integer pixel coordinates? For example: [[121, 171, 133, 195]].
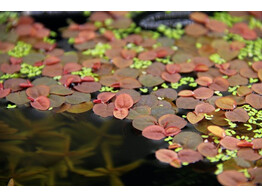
[[8, 41, 32, 58]]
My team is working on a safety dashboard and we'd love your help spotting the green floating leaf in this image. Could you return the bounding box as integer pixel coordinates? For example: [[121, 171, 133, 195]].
[[127, 106, 151, 120], [65, 92, 91, 104], [66, 101, 93, 113], [49, 84, 74, 96], [138, 74, 164, 87], [132, 115, 157, 131], [6, 91, 30, 105], [49, 95, 66, 108], [173, 132, 203, 150]]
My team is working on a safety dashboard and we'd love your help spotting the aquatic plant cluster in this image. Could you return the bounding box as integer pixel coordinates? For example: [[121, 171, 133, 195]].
[[1, 11, 262, 186]]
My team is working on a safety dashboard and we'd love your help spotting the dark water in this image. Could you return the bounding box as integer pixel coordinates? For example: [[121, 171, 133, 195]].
[[0, 12, 220, 186], [0, 106, 219, 186]]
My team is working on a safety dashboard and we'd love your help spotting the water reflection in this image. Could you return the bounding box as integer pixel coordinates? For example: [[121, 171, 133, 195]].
[[0, 107, 219, 185]]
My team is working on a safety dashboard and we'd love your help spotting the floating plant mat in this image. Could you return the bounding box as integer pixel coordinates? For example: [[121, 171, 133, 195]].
[[0, 11, 262, 186]]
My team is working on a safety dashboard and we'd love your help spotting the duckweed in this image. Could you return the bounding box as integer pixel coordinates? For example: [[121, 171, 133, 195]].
[[8, 41, 32, 58], [209, 53, 226, 64], [83, 43, 111, 57], [20, 63, 44, 78]]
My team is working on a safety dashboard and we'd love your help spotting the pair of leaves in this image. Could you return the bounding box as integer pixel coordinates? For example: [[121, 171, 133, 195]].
[[113, 93, 134, 119]]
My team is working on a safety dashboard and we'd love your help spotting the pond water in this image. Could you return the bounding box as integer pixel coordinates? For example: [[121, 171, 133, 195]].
[[0, 106, 219, 185]]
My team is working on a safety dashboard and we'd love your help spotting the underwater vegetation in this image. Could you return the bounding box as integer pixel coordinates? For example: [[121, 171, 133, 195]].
[[0, 11, 262, 186]]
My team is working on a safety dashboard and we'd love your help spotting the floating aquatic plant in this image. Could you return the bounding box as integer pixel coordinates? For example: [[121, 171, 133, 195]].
[[1, 11, 262, 186]]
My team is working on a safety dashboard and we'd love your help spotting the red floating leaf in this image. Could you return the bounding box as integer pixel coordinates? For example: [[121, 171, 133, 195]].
[[82, 58, 101, 68], [112, 56, 133, 69], [207, 125, 226, 138], [225, 108, 249, 122], [44, 55, 60, 65], [245, 94, 262, 109], [166, 64, 181, 74], [164, 126, 181, 137], [60, 74, 81, 86], [155, 48, 169, 58], [161, 72, 181, 83], [220, 136, 240, 150], [187, 112, 205, 124], [179, 62, 196, 73], [193, 87, 213, 99], [19, 80, 33, 88], [93, 102, 114, 118], [138, 50, 157, 61], [124, 34, 143, 45], [196, 76, 213, 86], [195, 103, 215, 114], [0, 63, 21, 74], [209, 77, 229, 92], [119, 77, 142, 89], [178, 149, 203, 163], [142, 125, 166, 140], [247, 167, 262, 184], [90, 11, 111, 22], [176, 97, 203, 109], [185, 23, 208, 37], [197, 142, 217, 157], [237, 86, 252, 97], [190, 12, 209, 24], [15, 24, 33, 36], [151, 88, 178, 101], [215, 97, 237, 110], [116, 89, 141, 104], [251, 83, 262, 95], [195, 64, 209, 72], [217, 170, 247, 186], [114, 93, 134, 109], [4, 78, 27, 92], [105, 48, 121, 59], [74, 82, 101, 93], [258, 69, 262, 82], [0, 87, 11, 98], [206, 19, 227, 33], [78, 30, 96, 42], [237, 148, 261, 161], [178, 90, 194, 97], [230, 23, 257, 40], [42, 63, 63, 77], [97, 92, 116, 103], [155, 149, 179, 165], [26, 85, 50, 99], [158, 114, 187, 129], [252, 138, 262, 150], [239, 67, 257, 79], [0, 42, 14, 52], [30, 96, 50, 110], [113, 107, 129, 120], [237, 141, 253, 148], [103, 30, 115, 41], [219, 68, 237, 76], [121, 49, 136, 60], [146, 62, 165, 77], [252, 61, 262, 72], [81, 76, 95, 82], [63, 62, 82, 74]]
